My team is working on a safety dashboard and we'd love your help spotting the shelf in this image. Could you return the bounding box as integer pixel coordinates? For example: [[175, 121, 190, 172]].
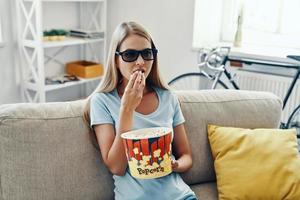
[[23, 37, 104, 48], [24, 0, 104, 2], [43, 37, 104, 48], [17, 0, 106, 102], [25, 76, 101, 92], [45, 76, 101, 91]]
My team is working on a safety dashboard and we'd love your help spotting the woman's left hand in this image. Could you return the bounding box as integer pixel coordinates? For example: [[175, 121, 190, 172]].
[[171, 159, 179, 172]]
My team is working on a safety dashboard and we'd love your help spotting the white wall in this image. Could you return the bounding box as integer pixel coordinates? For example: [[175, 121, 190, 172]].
[[0, 0, 21, 104], [0, 0, 198, 104], [107, 0, 197, 83]]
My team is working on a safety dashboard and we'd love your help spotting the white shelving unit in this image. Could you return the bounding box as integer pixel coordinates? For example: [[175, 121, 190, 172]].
[[16, 0, 106, 102]]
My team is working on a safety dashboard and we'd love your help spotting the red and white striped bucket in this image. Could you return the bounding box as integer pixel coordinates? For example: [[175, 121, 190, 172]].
[[121, 127, 173, 179]]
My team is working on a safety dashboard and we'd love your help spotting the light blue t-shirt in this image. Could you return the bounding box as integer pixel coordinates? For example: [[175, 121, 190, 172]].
[[90, 87, 197, 200]]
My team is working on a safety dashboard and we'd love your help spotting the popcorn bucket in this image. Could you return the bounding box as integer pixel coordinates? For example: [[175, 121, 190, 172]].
[[121, 127, 173, 179]]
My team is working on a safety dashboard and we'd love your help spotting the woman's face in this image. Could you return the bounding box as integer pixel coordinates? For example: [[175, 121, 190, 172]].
[[116, 34, 154, 83]]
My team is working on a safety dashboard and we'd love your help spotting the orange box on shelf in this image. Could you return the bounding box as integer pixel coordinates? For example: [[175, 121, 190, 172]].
[[66, 60, 104, 78]]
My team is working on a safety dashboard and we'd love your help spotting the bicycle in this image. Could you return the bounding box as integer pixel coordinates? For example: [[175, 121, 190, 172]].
[[168, 47, 300, 138], [168, 47, 239, 90]]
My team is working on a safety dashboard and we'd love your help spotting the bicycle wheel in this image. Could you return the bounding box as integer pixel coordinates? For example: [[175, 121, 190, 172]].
[[286, 104, 300, 138], [168, 72, 228, 90]]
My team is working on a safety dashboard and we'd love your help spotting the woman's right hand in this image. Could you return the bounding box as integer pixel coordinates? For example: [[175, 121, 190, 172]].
[[120, 71, 145, 112]]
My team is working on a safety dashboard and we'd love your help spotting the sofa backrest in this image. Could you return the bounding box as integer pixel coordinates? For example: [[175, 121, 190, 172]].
[[0, 100, 114, 200], [0, 90, 282, 200]]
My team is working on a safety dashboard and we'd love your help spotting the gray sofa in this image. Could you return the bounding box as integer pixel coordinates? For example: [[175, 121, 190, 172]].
[[0, 90, 282, 200]]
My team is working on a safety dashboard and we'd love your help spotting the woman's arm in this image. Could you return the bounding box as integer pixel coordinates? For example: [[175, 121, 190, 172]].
[[172, 123, 193, 173], [94, 124, 128, 176], [93, 71, 145, 176]]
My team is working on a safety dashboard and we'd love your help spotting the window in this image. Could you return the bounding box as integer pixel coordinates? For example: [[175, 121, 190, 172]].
[[193, 0, 300, 49]]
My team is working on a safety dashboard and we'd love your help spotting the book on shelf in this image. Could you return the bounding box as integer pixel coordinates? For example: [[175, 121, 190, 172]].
[[69, 29, 104, 39], [45, 74, 80, 85]]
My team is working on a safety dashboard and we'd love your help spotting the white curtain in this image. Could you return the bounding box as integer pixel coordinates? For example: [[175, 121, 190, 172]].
[[192, 0, 240, 48], [192, 0, 225, 48]]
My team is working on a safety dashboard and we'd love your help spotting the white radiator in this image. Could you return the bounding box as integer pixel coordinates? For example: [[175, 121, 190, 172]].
[[235, 70, 300, 123]]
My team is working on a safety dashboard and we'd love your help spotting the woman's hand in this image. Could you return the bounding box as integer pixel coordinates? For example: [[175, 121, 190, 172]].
[[171, 124, 193, 173], [172, 159, 179, 172], [121, 71, 145, 112]]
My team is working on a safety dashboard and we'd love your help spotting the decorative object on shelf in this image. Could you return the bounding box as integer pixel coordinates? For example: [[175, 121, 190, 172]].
[[69, 29, 104, 39], [234, 1, 244, 47], [66, 60, 104, 78], [43, 29, 69, 41], [45, 74, 79, 85]]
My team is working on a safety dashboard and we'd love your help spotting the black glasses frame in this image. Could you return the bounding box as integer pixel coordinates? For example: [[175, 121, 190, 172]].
[[115, 48, 158, 62]]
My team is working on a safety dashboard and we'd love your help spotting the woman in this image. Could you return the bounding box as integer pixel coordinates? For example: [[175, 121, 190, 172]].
[[83, 21, 198, 200]]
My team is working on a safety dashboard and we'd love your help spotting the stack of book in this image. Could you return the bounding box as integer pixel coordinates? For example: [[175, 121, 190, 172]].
[[45, 75, 79, 85], [69, 29, 104, 39]]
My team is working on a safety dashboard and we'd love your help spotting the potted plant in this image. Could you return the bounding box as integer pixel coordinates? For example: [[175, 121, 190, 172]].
[[43, 29, 69, 41]]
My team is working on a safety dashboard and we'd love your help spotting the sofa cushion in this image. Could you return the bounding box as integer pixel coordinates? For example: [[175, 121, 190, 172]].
[[177, 90, 282, 185], [208, 125, 300, 199], [0, 101, 114, 200], [190, 182, 218, 200]]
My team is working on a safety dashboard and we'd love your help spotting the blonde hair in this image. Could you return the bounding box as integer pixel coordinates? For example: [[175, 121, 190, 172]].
[[83, 21, 169, 128]]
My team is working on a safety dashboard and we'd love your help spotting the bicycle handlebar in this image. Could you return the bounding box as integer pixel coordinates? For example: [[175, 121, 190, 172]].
[[198, 47, 230, 72]]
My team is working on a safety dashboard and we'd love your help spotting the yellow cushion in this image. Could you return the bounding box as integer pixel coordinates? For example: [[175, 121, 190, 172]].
[[207, 125, 300, 200]]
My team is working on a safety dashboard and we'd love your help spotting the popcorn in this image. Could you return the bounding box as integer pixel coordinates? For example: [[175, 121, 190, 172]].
[[122, 127, 170, 140]]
